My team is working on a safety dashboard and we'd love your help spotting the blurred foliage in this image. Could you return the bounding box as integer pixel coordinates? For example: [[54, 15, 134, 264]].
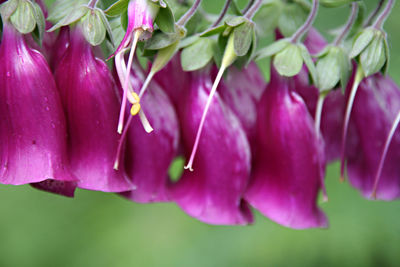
[[0, 0, 400, 266]]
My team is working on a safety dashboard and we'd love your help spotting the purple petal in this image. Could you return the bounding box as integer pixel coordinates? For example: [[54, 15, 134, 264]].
[[245, 67, 327, 229], [120, 66, 180, 203], [31, 180, 77, 197], [169, 69, 253, 225], [54, 27, 133, 192], [346, 73, 400, 200], [0, 24, 76, 186]]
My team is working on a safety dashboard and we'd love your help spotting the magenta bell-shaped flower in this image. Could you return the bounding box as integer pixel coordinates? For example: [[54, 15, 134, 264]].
[[54, 27, 133, 192], [0, 23, 76, 188], [119, 64, 179, 203], [218, 62, 266, 152], [169, 68, 253, 225], [245, 67, 327, 229], [346, 73, 400, 200]]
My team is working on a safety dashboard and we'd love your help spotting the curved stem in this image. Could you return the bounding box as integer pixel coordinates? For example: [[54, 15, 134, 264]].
[[177, 0, 203, 26], [88, 0, 99, 8], [371, 109, 400, 199], [364, 0, 385, 27], [242, 0, 254, 14], [340, 66, 364, 181], [291, 0, 319, 43], [244, 0, 262, 19], [138, 71, 155, 99], [211, 0, 232, 27], [334, 2, 359, 46], [373, 0, 395, 29]]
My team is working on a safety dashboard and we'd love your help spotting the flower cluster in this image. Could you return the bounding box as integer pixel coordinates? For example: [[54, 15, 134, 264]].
[[0, 0, 399, 229]]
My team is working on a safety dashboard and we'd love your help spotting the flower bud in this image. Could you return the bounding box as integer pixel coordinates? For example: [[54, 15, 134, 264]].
[[245, 67, 328, 229], [346, 73, 400, 200], [169, 68, 253, 225], [54, 27, 133, 192], [120, 64, 179, 203], [0, 23, 76, 187]]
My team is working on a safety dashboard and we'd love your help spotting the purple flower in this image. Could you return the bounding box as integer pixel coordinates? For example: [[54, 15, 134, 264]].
[[119, 64, 179, 203], [345, 73, 400, 200], [169, 68, 253, 225], [0, 23, 76, 188], [245, 67, 328, 229], [218, 62, 266, 152], [54, 27, 134, 192]]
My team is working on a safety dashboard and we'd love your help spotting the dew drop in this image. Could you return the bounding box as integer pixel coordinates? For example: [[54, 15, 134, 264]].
[[45, 106, 50, 111]]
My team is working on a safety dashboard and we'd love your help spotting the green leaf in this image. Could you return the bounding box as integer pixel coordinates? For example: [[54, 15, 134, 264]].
[[200, 24, 226, 37], [360, 33, 387, 76], [255, 39, 290, 60], [144, 30, 181, 50], [349, 28, 375, 58], [32, 2, 45, 42], [80, 10, 106, 46], [181, 38, 214, 71], [10, 0, 36, 34], [299, 44, 317, 84], [225, 16, 247, 27], [151, 41, 179, 73], [273, 43, 303, 77], [48, 0, 87, 22], [179, 35, 200, 49], [104, 0, 129, 17], [155, 4, 175, 33], [233, 21, 254, 57], [48, 5, 88, 32], [0, 0, 19, 20]]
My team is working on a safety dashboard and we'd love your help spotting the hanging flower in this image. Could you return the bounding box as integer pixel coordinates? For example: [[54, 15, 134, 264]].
[[54, 26, 134, 192]]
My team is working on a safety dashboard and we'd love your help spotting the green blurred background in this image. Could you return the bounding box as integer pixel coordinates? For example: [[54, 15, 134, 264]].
[[1, 1, 400, 266]]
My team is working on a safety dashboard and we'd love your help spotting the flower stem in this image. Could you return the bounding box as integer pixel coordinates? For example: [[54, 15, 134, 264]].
[[373, 0, 395, 29], [244, 0, 262, 19], [315, 94, 325, 134], [177, 0, 203, 26], [340, 66, 364, 182], [88, 0, 99, 8], [371, 109, 400, 199], [291, 0, 319, 43], [211, 0, 232, 27], [242, 0, 254, 14], [334, 2, 358, 46], [364, 0, 385, 27]]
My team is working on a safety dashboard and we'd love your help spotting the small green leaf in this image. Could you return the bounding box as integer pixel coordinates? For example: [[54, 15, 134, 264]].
[[255, 39, 290, 60], [31, 2, 45, 42], [144, 30, 181, 50], [151, 41, 179, 73], [155, 4, 175, 33], [48, 0, 87, 22], [104, 0, 129, 17], [48, 6, 88, 32], [299, 44, 317, 84], [273, 43, 303, 77], [80, 10, 106, 46], [200, 24, 226, 37], [233, 21, 254, 57], [181, 38, 214, 71], [225, 16, 247, 27], [360, 33, 387, 76], [10, 0, 36, 34], [0, 0, 19, 20], [349, 28, 375, 58]]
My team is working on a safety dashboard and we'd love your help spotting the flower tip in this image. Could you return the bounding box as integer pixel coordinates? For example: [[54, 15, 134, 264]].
[[117, 123, 123, 134]]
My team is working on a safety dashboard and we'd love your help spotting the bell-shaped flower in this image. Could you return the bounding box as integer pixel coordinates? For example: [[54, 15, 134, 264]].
[[118, 64, 179, 203], [345, 73, 400, 200], [169, 68, 253, 225], [245, 67, 328, 229], [54, 27, 133, 192], [0, 23, 76, 188], [218, 62, 266, 152]]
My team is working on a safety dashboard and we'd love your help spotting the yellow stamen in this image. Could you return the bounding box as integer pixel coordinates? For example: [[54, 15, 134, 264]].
[[130, 92, 141, 116]]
